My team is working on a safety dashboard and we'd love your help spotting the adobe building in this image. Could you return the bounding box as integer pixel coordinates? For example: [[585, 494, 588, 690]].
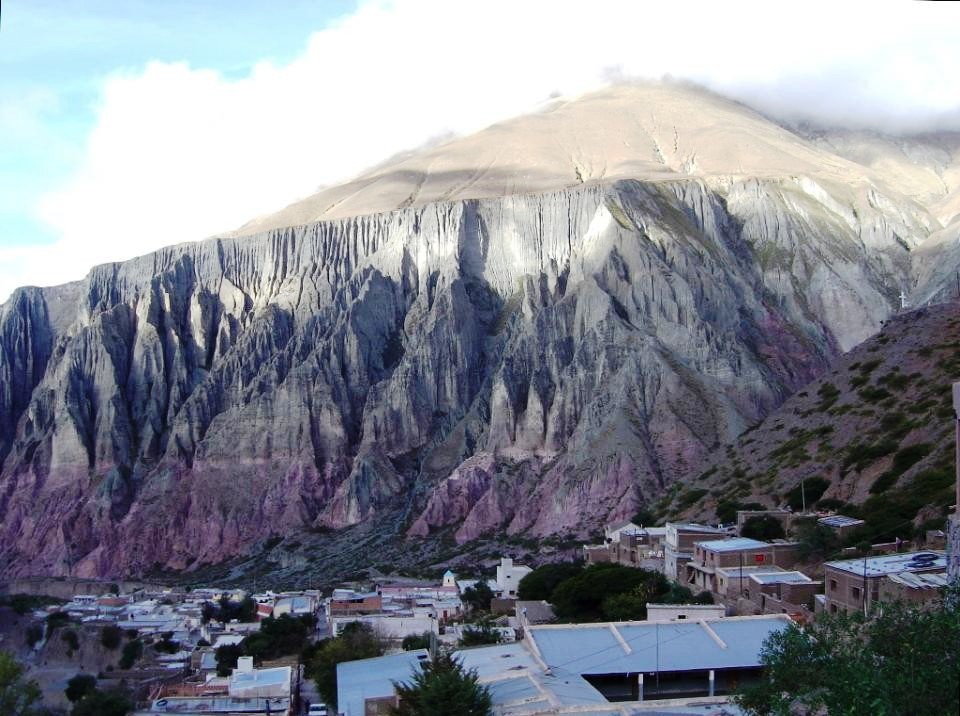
[[821, 551, 946, 615]]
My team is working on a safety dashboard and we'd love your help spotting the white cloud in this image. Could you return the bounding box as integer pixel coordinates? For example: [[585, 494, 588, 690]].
[[4, 0, 959, 302]]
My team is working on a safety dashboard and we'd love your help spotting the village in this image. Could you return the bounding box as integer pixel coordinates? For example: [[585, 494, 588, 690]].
[[4, 494, 956, 716]]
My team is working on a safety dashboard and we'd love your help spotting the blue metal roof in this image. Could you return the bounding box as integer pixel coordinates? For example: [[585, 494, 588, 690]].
[[695, 538, 770, 552], [530, 617, 791, 675], [336, 650, 428, 716]]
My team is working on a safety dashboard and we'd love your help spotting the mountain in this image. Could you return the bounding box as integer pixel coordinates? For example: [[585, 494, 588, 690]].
[[1, 82, 959, 580], [675, 303, 959, 543]]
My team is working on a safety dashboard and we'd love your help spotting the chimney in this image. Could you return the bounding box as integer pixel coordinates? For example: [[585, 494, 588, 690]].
[[236, 656, 254, 673], [502, 557, 513, 569]]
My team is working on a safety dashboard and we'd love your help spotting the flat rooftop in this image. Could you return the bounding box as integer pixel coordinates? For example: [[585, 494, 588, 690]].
[[147, 696, 290, 713], [818, 514, 865, 528], [716, 565, 785, 577], [825, 551, 946, 578], [749, 571, 813, 585], [695, 538, 770, 552]]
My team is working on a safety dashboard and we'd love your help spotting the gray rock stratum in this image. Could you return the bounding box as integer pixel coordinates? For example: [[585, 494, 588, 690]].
[[1, 83, 959, 578]]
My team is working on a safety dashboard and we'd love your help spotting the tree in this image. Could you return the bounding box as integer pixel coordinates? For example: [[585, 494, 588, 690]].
[[516, 562, 583, 601], [215, 643, 245, 677], [25, 625, 43, 649], [391, 652, 491, 716], [737, 589, 960, 715], [740, 515, 785, 541], [306, 622, 386, 708], [64, 674, 97, 703], [100, 625, 123, 650], [0, 651, 43, 715], [118, 639, 142, 669], [401, 632, 432, 651], [71, 687, 133, 716], [550, 564, 668, 621], [461, 582, 494, 613], [792, 520, 839, 562], [459, 623, 502, 647]]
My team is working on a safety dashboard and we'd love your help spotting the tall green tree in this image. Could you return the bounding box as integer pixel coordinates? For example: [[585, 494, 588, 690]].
[[737, 589, 960, 715], [391, 652, 491, 716], [71, 686, 133, 716], [65, 673, 97, 702], [0, 652, 43, 715]]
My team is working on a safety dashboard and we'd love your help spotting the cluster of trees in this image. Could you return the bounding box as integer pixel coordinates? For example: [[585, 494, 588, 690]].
[[518, 562, 711, 622], [64, 673, 131, 715], [201, 596, 257, 624], [738, 589, 960, 715], [0, 651, 42, 715], [215, 613, 317, 675]]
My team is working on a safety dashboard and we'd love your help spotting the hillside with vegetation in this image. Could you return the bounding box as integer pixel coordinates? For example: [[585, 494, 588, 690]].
[[670, 303, 959, 546]]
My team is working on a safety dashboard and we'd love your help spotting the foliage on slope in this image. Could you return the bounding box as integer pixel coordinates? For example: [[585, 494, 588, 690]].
[[670, 303, 960, 543]]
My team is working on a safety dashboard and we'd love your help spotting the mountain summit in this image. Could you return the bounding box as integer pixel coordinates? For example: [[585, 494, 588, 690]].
[[1, 82, 959, 580]]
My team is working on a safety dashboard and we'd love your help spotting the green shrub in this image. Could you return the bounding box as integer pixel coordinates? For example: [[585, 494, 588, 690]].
[[100, 625, 122, 650], [786, 477, 830, 510], [741, 515, 786, 540], [118, 639, 142, 669]]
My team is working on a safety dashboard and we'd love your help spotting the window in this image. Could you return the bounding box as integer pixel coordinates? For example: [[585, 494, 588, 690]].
[[851, 586, 861, 600], [828, 579, 838, 591], [829, 603, 838, 614]]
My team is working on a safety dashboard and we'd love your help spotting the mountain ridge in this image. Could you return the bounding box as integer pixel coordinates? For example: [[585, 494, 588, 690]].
[[1, 82, 958, 580]]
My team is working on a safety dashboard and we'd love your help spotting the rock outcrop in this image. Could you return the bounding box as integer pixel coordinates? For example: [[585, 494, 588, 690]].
[[0, 175, 927, 577], [1, 83, 958, 579]]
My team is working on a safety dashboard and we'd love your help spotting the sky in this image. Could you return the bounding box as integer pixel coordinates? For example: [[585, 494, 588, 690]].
[[1, 0, 959, 303]]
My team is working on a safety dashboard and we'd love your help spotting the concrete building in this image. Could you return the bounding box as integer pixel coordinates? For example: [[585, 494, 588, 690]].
[[685, 538, 800, 594], [715, 565, 785, 602], [664, 523, 727, 581], [495, 557, 532, 599], [743, 572, 821, 617], [328, 589, 382, 615], [822, 551, 947, 615], [818, 514, 866, 539]]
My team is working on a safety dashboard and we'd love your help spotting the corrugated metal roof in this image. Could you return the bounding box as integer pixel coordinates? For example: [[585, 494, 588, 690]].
[[695, 538, 770, 552], [529, 616, 791, 675], [818, 515, 865, 528], [886, 571, 949, 589], [336, 650, 428, 716]]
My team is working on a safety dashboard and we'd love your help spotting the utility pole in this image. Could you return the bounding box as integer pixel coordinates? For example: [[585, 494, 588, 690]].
[[862, 555, 868, 616]]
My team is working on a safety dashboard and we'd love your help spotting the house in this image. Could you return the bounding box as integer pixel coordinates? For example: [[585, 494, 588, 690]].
[[664, 523, 728, 581], [715, 565, 785, 601], [685, 538, 799, 594], [585, 526, 668, 567], [743, 572, 821, 617], [818, 514, 865, 539], [328, 589, 382, 615], [604, 519, 641, 542], [821, 551, 947, 615], [495, 557, 532, 598]]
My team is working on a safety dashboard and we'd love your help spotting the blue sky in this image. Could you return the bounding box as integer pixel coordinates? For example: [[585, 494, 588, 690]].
[[0, 1, 356, 250], [1, 1, 958, 302]]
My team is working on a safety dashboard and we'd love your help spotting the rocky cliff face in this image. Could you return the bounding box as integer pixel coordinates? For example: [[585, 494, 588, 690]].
[[0, 171, 929, 578]]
